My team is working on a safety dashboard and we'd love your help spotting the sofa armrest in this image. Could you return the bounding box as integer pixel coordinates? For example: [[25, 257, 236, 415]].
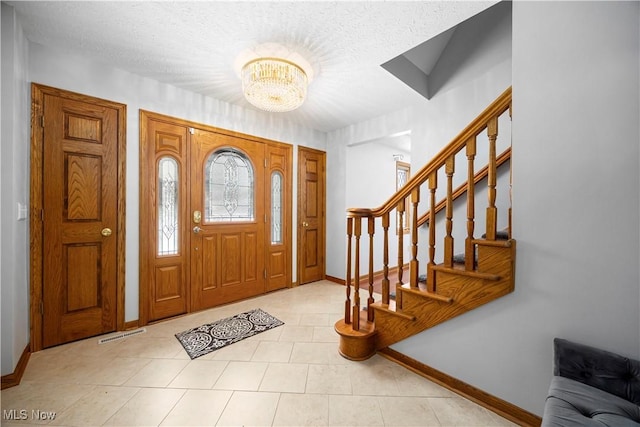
[[554, 338, 640, 405]]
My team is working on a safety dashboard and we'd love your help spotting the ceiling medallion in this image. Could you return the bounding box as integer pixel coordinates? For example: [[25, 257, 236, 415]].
[[236, 43, 314, 113]]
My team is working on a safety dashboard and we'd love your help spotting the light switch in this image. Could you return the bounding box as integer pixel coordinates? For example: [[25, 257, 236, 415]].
[[17, 203, 28, 221]]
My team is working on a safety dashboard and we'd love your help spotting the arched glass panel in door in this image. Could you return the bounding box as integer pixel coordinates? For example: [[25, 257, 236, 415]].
[[204, 148, 255, 222]]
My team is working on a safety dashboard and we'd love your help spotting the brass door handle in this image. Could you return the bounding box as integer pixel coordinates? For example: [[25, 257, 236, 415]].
[[101, 228, 112, 237], [302, 221, 309, 227]]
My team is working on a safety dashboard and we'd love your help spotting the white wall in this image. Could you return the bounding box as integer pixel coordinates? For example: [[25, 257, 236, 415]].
[[325, 107, 414, 279], [346, 141, 411, 273], [394, 1, 639, 416], [1, 3, 30, 376], [8, 41, 325, 332], [1, 1, 330, 373]]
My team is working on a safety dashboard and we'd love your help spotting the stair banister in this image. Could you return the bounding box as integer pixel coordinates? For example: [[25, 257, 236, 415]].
[[339, 87, 513, 360], [345, 86, 512, 221], [417, 147, 512, 228], [381, 212, 390, 305], [367, 217, 375, 322], [427, 171, 437, 291], [466, 137, 477, 271], [486, 117, 499, 240]]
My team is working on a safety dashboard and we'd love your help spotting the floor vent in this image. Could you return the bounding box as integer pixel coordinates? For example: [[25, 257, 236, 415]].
[[98, 328, 146, 344]]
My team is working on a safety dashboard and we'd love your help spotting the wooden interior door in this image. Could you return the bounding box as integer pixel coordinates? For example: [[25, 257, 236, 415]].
[[38, 89, 123, 348], [297, 146, 326, 284], [190, 129, 266, 310]]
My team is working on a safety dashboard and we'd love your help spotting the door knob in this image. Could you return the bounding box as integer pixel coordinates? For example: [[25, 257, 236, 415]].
[[193, 226, 202, 234], [302, 221, 309, 227], [101, 228, 112, 237]]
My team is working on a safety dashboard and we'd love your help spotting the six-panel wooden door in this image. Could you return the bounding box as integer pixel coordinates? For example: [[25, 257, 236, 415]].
[[37, 89, 124, 348], [297, 147, 326, 285]]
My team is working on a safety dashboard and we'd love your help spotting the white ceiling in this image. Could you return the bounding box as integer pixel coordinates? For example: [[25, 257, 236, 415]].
[[7, 1, 496, 133]]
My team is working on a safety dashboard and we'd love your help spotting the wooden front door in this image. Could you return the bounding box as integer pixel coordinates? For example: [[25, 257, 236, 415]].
[[31, 85, 126, 349], [297, 146, 326, 284], [190, 130, 266, 311], [140, 112, 292, 324]]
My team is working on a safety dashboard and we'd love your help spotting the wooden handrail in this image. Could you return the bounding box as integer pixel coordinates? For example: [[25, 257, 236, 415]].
[[347, 86, 512, 219], [417, 147, 511, 227], [340, 87, 513, 344]]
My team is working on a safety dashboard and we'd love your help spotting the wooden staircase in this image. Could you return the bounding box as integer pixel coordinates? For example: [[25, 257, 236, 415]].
[[335, 87, 514, 360]]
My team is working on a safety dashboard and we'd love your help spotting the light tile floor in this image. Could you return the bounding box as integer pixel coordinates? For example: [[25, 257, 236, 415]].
[[1, 280, 516, 426]]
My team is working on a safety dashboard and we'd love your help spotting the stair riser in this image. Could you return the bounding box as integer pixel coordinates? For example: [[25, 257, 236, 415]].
[[477, 244, 514, 277], [375, 278, 513, 349], [374, 240, 515, 349]]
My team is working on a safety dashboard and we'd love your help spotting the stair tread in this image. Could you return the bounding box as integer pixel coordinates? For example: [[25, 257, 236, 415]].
[[431, 263, 501, 280], [473, 238, 512, 248], [398, 284, 453, 303], [371, 301, 416, 321]]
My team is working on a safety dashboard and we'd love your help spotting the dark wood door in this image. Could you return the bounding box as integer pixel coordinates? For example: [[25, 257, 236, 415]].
[[41, 93, 120, 347], [297, 147, 326, 284], [190, 129, 266, 310]]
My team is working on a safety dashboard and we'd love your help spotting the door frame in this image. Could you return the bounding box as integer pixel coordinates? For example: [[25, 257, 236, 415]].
[[30, 83, 127, 351], [296, 146, 327, 285]]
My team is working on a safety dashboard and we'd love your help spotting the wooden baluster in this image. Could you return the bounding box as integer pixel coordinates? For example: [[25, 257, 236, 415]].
[[444, 156, 455, 267], [381, 212, 390, 305], [410, 187, 420, 289], [508, 103, 513, 239], [427, 171, 437, 292], [486, 117, 498, 240], [396, 201, 405, 309], [367, 216, 375, 322], [352, 217, 362, 331], [465, 137, 477, 271], [345, 217, 353, 324]]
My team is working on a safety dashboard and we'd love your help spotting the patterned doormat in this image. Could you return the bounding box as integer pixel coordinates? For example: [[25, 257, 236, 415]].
[[175, 308, 284, 359]]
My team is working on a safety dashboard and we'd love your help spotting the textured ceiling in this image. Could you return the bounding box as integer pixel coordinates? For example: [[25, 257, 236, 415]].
[[8, 1, 496, 132]]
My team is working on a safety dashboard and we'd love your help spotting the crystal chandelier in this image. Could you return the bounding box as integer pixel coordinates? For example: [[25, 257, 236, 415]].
[[241, 57, 308, 113]]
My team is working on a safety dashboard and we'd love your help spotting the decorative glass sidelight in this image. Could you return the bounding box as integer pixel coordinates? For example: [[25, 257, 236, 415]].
[[271, 171, 283, 244], [158, 157, 179, 256], [205, 148, 254, 222]]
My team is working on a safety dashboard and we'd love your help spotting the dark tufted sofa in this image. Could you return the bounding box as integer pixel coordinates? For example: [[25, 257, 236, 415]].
[[542, 338, 640, 426]]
